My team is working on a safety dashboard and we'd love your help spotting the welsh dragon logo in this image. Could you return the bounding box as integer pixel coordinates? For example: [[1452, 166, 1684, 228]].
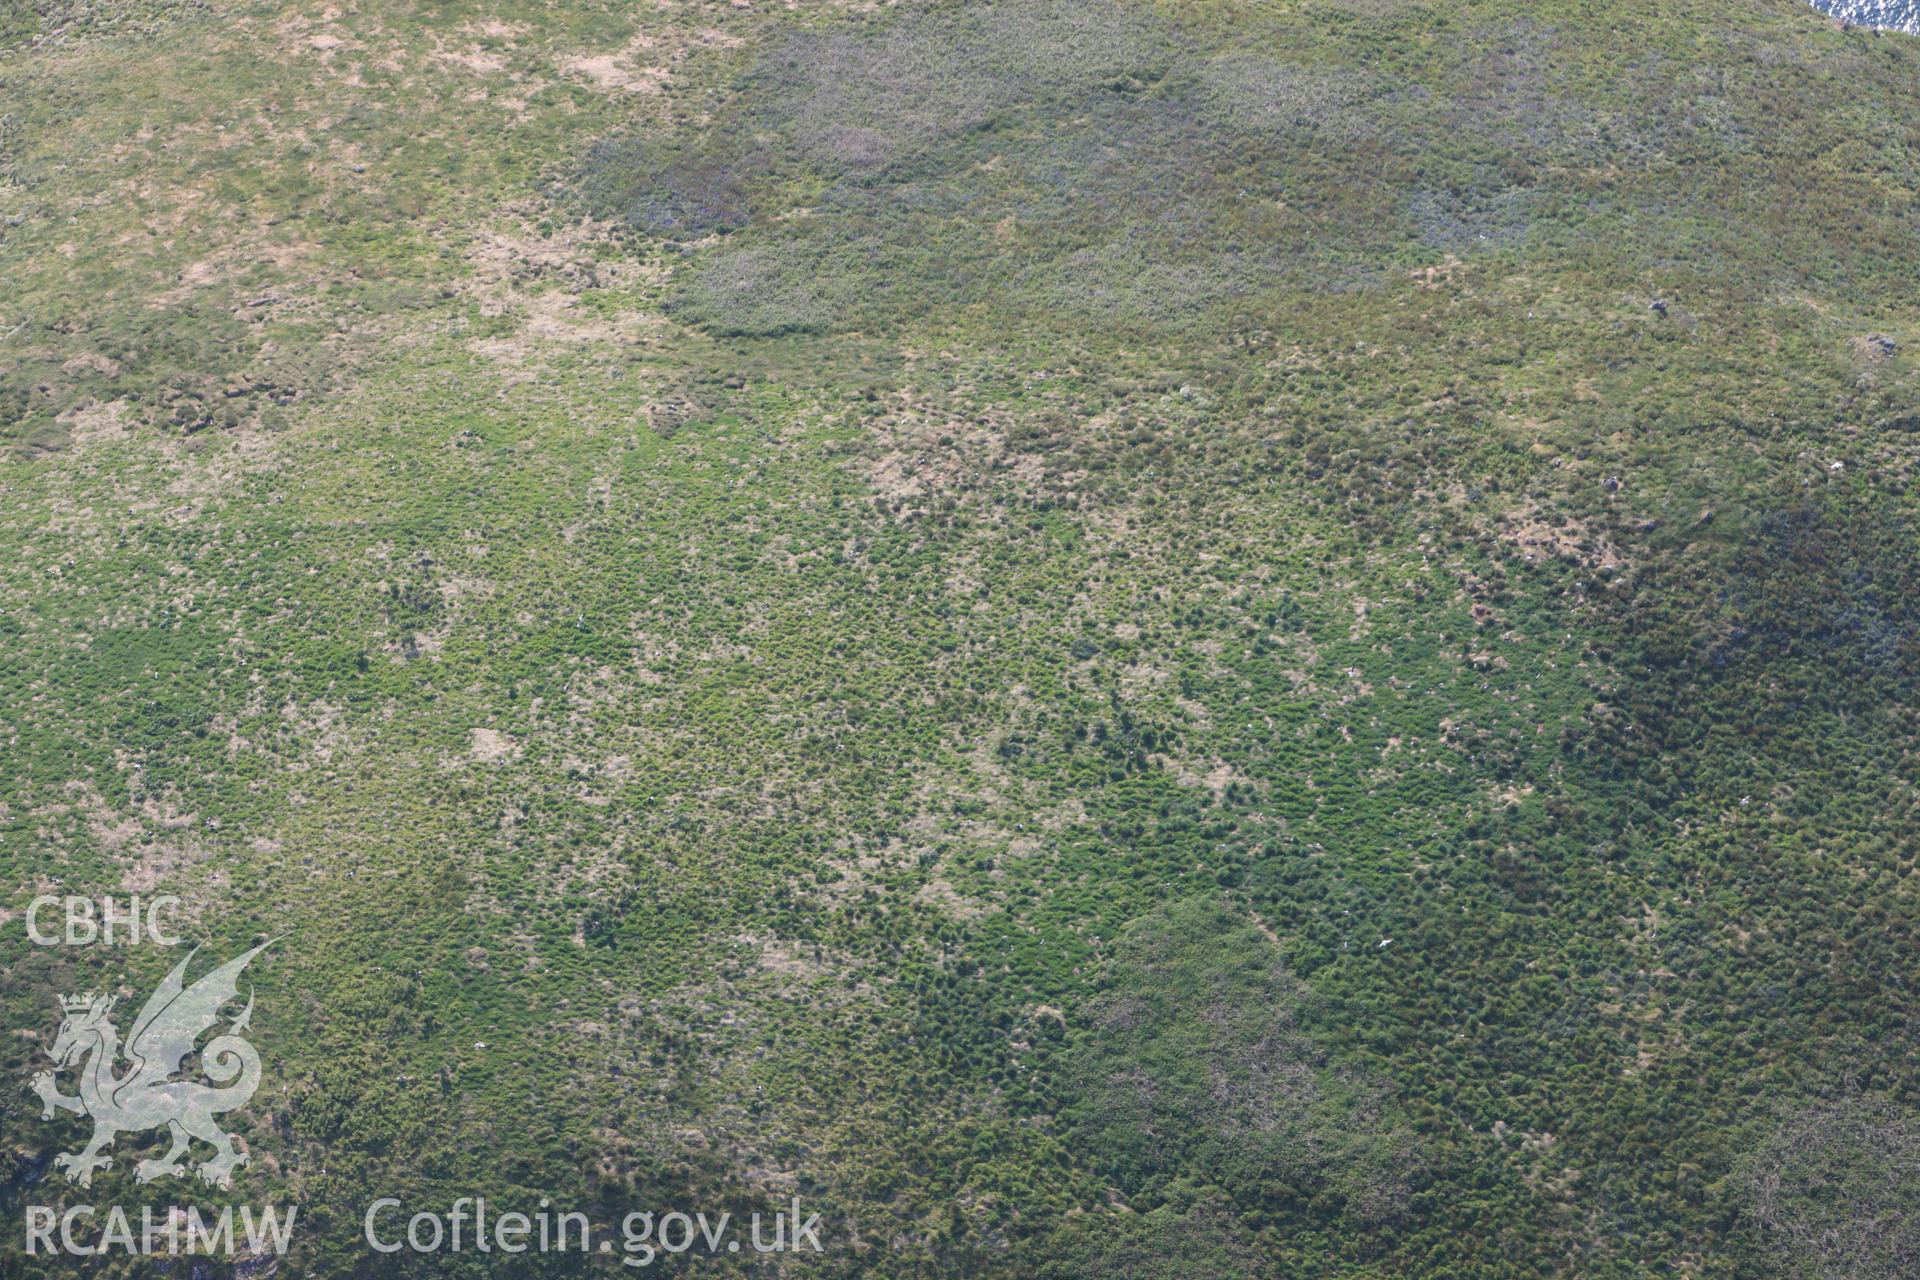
[[29, 943, 271, 1189]]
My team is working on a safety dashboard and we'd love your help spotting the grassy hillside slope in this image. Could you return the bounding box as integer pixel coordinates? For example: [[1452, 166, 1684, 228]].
[[1, 2, 1916, 1276]]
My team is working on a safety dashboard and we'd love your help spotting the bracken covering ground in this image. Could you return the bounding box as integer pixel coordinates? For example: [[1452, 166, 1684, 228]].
[[1, 1, 1917, 1277]]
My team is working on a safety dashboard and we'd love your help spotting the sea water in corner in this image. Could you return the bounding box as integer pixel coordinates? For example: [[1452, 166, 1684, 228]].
[[1808, 0, 1920, 32]]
